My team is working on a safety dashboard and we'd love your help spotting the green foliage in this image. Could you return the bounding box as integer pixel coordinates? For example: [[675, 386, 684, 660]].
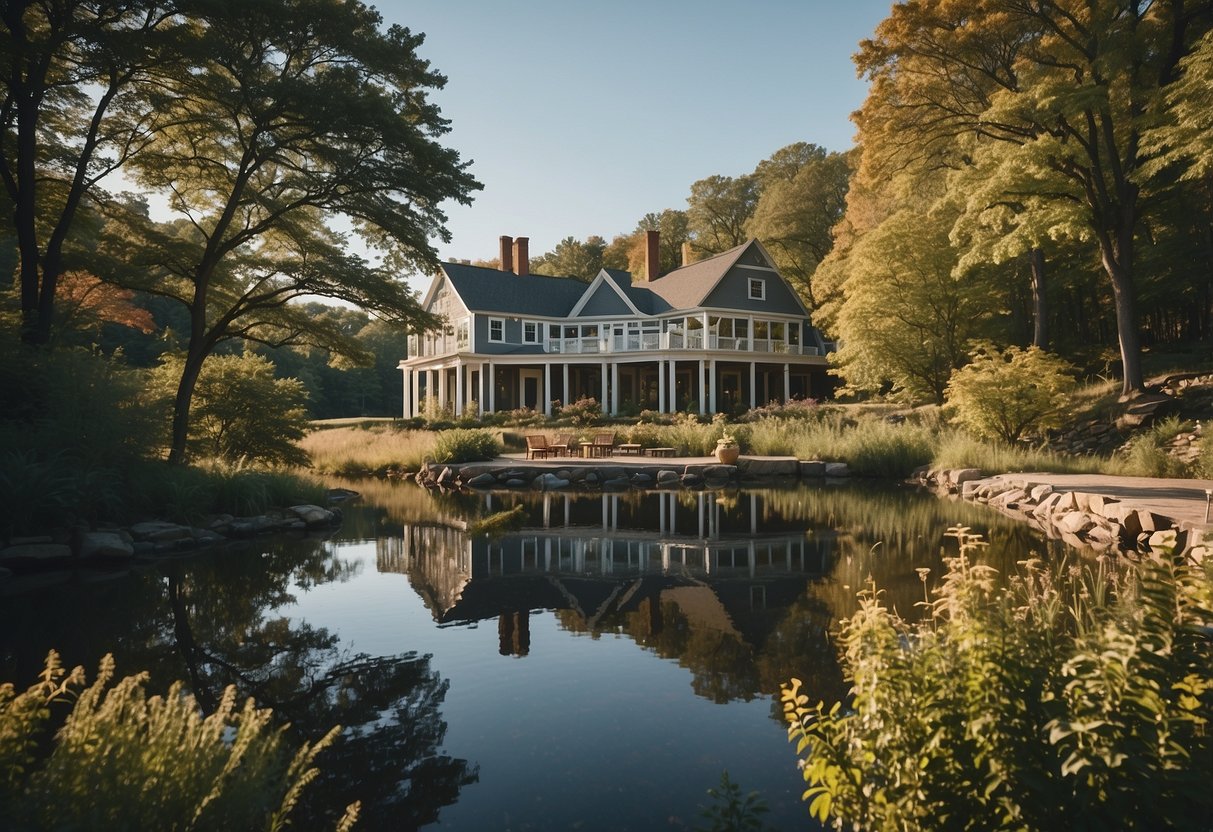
[[149, 353, 311, 467], [783, 531, 1213, 830], [831, 208, 997, 404], [1120, 416, 1192, 479], [430, 429, 500, 464], [0, 651, 357, 831], [559, 396, 602, 427], [695, 771, 771, 832], [945, 344, 1076, 443]]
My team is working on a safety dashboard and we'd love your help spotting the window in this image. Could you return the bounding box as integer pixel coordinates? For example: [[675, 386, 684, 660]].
[[488, 317, 504, 342], [748, 278, 766, 300], [522, 321, 538, 343]]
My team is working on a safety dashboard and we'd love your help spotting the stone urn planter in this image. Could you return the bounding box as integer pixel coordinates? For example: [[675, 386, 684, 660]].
[[715, 438, 739, 465]]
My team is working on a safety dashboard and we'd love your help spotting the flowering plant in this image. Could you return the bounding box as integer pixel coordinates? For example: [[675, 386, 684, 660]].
[[716, 431, 737, 448]]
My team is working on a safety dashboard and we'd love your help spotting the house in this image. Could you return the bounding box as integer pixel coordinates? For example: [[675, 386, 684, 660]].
[[399, 231, 832, 418]]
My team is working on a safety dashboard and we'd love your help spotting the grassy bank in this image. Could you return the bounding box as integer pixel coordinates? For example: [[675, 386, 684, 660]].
[[299, 404, 1211, 483]]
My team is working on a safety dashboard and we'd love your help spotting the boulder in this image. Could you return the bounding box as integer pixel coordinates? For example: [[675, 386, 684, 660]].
[[656, 469, 680, 485], [737, 457, 797, 478], [288, 505, 335, 527], [952, 468, 983, 486], [1056, 511, 1095, 535], [681, 473, 705, 488], [227, 516, 278, 537], [1029, 484, 1054, 503], [800, 460, 827, 478], [602, 477, 630, 490], [0, 543, 72, 565], [533, 472, 570, 491], [824, 462, 850, 478], [1148, 529, 1181, 553], [78, 532, 134, 559], [129, 521, 194, 543], [466, 472, 496, 488], [504, 478, 527, 488]]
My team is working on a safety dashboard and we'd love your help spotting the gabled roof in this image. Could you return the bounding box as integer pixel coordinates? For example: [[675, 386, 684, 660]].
[[430, 239, 804, 318], [644, 241, 752, 309], [436, 261, 588, 317]]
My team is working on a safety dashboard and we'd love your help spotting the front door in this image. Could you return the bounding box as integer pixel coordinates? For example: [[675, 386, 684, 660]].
[[520, 369, 542, 411]]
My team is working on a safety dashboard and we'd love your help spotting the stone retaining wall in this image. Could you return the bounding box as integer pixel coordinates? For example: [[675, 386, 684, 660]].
[[915, 467, 1211, 562], [414, 457, 851, 491]]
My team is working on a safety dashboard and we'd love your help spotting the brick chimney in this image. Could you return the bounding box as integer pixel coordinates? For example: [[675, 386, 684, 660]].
[[513, 237, 529, 276], [499, 235, 513, 273], [645, 229, 660, 281], [681, 242, 693, 267]]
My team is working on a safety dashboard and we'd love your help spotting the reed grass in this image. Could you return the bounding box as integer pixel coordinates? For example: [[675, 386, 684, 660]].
[[300, 424, 441, 477]]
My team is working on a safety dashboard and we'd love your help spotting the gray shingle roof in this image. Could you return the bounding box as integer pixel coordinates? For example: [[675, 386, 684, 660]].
[[643, 241, 751, 309], [440, 241, 754, 318], [440, 262, 587, 317]]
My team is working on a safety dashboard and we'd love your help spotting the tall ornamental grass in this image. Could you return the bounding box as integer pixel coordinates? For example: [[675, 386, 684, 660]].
[[0, 652, 357, 831], [784, 531, 1213, 830], [301, 425, 439, 476]]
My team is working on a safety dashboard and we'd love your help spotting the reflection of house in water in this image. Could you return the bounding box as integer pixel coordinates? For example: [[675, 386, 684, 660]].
[[377, 491, 836, 665]]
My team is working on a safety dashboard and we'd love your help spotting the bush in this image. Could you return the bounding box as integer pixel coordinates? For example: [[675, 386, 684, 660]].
[[431, 429, 500, 464], [148, 352, 311, 467], [945, 344, 1076, 443], [783, 531, 1213, 830], [0, 651, 357, 831], [559, 396, 602, 427]]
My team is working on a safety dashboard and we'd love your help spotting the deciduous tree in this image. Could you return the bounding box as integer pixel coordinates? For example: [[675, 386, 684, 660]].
[[113, 0, 479, 464]]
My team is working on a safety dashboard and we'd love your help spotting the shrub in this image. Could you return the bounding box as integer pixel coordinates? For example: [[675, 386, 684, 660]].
[[0, 651, 357, 831], [742, 397, 821, 422], [148, 352, 311, 467], [945, 344, 1076, 443], [431, 429, 500, 464], [783, 531, 1213, 830], [559, 396, 602, 427]]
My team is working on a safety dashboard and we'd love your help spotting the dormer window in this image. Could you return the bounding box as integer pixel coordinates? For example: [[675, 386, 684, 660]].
[[748, 278, 766, 300], [488, 317, 505, 342]]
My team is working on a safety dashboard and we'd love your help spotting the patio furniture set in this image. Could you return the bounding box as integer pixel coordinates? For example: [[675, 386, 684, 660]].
[[525, 433, 677, 460]]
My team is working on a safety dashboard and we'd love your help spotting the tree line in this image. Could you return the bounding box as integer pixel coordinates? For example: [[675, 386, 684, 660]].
[[523, 1, 1213, 406]]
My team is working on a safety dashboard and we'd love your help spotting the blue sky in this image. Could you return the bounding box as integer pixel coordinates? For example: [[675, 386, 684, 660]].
[[375, 1, 894, 286]]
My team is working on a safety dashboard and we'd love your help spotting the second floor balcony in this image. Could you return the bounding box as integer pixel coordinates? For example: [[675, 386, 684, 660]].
[[545, 331, 820, 356]]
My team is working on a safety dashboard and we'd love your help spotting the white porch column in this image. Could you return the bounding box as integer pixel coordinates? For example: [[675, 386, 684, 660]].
[[411, 369, 420, 418], [487, 361, 495, 413], [784, 362, 791, 403], [454, 361, 464, 416], [404, 368, 414, 418], [658, 359, 666, 413], [702, 312, 710, 347], [562, 363, 569, 409], [438, 366, 448, 412], [600, 360, 608, 408], [749, 361, 757, 409], [610, 362, 619, 415], [708, 359, 716, 414], [544, 363, 552, 416], [698, 359, 706, 414], [669, 359, 677, 412]]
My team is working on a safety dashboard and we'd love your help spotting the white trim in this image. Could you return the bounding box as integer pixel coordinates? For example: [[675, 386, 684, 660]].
[[748, 278, 766, 301], [568, 270, 646, 318], [522, 319, 539, 344], [736, 263, 779, 273], [488, 316, 505, 342]]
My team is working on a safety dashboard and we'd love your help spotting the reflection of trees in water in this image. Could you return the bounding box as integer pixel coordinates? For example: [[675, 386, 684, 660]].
[[161, 540, 478, 830], [0, 536, 476, 831]]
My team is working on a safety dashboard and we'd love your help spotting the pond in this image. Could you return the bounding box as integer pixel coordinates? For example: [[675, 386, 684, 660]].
[[0, 480, 1062, 830]]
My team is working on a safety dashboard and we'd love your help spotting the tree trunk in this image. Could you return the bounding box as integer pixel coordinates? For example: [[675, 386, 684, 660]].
[[1098, 227, 1145, 398], [1029, 247, 1048, 349], [168, 343, 206, 465], [15, 92, 44, 345]]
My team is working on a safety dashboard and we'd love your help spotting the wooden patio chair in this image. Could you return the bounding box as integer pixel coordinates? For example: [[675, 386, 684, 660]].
[[525, 434, 551, 460], [592, 431, 615, 458], [549, 434, 574, 457]]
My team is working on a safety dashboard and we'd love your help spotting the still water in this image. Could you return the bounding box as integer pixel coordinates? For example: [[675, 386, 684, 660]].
[[0, 480, 1058, 830]]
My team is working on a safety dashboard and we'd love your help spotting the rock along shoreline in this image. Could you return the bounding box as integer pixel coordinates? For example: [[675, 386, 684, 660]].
[[915, 466, 1212, 562]]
